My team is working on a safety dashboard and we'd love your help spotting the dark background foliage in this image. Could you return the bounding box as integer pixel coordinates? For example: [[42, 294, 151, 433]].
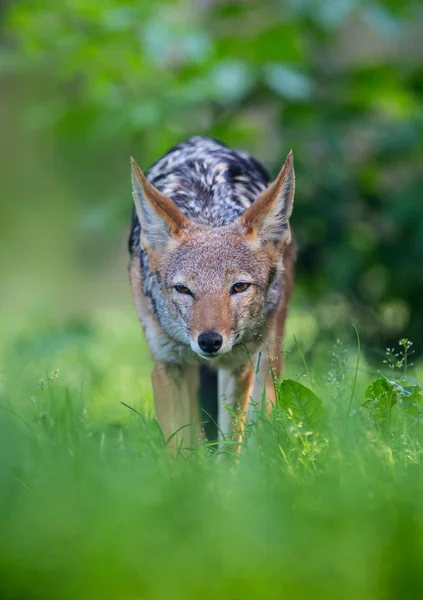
[[1, 0, 422, 358]]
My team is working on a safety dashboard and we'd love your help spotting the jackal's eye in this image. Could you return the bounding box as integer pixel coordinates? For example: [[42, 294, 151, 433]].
[[174, 284, 192, 295], [231, 282, 251, 294]]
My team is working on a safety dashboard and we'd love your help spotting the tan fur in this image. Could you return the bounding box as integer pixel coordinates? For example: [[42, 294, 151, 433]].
[[190, 292, 232, 341], [152, 363, 204, 450], [252, 240, 295, 414]]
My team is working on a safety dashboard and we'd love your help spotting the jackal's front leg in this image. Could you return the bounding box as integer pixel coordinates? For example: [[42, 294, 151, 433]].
[[251, 296, 289, 415], [152, 362, 203, 452], [251, 345, 281, 416], [218, 367, 254, 452]]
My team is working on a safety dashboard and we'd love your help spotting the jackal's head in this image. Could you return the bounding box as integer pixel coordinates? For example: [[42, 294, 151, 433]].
[[131, 153, 295, 360]]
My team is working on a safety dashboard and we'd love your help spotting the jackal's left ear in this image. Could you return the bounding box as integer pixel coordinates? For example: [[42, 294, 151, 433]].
[[240, 152, 295, 246], [131, 157, 190, 249]]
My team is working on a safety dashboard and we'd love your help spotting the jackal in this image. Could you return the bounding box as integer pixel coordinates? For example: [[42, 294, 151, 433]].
[[129, 136, 295, 451]]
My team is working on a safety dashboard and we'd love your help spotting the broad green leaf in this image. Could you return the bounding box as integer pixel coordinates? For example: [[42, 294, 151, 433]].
[[395, 383, 423, 419], [364, 377, 398, 404], [363, 378, 423, 423], [363, 377, 398, 421], [278, 379, 326, 430]]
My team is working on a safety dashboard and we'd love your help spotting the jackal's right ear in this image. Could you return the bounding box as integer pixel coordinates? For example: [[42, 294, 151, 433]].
[[240, 152, 295, 247], [131, 158, 190, 249]]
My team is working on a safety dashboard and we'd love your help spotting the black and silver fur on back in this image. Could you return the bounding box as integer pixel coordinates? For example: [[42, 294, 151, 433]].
[[129, 136, 270, 253], [128, 136, 271, 444]]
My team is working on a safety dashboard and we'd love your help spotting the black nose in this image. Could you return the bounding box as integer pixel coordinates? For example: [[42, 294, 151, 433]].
[[198, 330, 223, 354]]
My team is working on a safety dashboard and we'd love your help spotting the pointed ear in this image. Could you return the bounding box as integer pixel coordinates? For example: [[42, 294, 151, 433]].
[[131, 157, 190, 249], [240, 152, 295, 246]]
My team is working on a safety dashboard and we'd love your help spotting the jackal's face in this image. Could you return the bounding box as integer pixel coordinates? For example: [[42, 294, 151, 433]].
[[131, 154, 295, 360]]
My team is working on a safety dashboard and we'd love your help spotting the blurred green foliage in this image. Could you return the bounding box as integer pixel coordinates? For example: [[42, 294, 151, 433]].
[[1, 0, 423, 355]]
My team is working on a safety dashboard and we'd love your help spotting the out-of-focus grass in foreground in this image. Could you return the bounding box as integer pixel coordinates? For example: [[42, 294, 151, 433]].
[[1, 310, 423, 599]]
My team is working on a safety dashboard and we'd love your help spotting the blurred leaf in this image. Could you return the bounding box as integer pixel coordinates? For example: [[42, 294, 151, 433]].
[[278, 379, 326, 430], [363, 377, 399, 417], [209, 60, 255, 104], [264, 64, 314, 100], [363, 378, 423, 423]]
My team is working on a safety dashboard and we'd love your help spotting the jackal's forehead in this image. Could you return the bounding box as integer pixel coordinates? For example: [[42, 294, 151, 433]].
[[162, 230, 268, 286]]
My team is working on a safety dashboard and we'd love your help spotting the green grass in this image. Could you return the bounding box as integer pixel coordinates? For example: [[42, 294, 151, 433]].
[[1, 309, 423, 599]]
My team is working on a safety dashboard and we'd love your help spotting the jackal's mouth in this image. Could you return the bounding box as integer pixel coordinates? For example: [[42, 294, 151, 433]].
[[190, 337, 233, 360], [194, 347, 232, 360], [197, 351, 220, 360]]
